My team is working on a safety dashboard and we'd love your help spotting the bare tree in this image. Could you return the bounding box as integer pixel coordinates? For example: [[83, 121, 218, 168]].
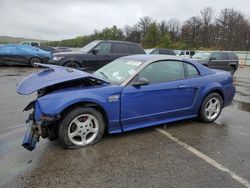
[[158, 20, 169, 36], [200, 7, 215, 48], [123, 25, 142, 44], [181, 16, 202, 49], [167, 18, 181, 39], [216, 8, 249, 50], [138, 16, 152, 35]]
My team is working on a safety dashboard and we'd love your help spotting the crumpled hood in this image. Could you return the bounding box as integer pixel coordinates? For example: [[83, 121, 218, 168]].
[[16, 63, 109, 95]]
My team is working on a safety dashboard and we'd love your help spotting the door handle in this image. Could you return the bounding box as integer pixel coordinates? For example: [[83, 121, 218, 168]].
[[178, 85, 186, 88]]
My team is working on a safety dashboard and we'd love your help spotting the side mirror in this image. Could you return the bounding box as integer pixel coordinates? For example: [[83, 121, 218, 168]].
[[132, 77, 149, 87], [92, 49, 99, 55], [209, 57, 216, 61]]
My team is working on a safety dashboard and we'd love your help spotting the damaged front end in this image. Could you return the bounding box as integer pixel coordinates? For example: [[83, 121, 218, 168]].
[[17, 63, 109, 151], [22, 101, 60, 151]]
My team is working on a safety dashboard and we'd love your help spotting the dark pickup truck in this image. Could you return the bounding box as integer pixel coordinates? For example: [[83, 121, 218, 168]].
[[49, 40, 145, 72], [192, 51, 239, 75]]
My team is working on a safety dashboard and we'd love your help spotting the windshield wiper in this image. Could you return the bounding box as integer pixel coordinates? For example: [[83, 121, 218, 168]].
[[98, 71, 108, 80]]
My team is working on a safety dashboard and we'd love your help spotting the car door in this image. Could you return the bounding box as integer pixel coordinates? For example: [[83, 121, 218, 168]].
[[84, 42, 112, 71], [0, 45, 26, 65], [208, 52, 223, 69], [219, 52, 230, 70], [120, 60, 197, 131]]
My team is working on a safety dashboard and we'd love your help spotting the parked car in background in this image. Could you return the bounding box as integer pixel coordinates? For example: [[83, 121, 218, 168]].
[[179, 50, 195, 58], [17, 55, 235, 150], [21, 41, 40, 47], [37, 46, 60, 54], [192, 51, 239, 75], [49, 40, 145, 71], [0, 44, 51, 67], [174, 50, 181, 56], [145, 48, 176, 56], [56, 47, 72, 52]]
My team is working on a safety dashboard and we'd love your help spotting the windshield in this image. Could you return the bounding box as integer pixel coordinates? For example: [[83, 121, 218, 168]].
[[79, 40, 100, 53], [94, 58, 144, 85], [192, 52, 210, 60]]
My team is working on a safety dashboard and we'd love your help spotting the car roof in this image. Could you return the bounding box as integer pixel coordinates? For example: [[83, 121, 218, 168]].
[[119, 54, 215, 86], [97, 40, 141, 45], [120, 54, 183, 62]]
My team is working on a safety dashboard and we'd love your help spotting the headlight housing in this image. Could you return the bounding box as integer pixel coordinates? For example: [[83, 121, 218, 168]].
[[52, 56, 64, 61]]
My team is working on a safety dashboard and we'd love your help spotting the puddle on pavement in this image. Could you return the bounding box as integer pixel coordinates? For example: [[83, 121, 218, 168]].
[[0, 74, 22, 77], [232, 100, 250, 113]]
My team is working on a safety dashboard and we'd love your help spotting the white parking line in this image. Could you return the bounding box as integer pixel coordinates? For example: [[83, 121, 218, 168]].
[[156, 128, 250, 188]]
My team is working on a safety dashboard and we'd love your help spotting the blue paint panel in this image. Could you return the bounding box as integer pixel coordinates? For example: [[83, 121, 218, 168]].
[[120, 79, 196, 129], [17, 55, 236, 137]]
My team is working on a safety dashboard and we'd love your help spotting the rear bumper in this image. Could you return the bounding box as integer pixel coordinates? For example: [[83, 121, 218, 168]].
[[223, 85, 236, 107]]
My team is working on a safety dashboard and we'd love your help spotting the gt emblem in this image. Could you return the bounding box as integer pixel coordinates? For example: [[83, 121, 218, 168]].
[[108, 95, 119, 102]]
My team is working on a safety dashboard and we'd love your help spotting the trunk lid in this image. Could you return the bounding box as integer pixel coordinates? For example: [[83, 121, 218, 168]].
[[16, 63, 109, 95]]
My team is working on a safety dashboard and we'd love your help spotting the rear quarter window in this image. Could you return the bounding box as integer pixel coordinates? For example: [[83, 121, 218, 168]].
[[186, 63, 199, 77], [229, 53, 238, 60]]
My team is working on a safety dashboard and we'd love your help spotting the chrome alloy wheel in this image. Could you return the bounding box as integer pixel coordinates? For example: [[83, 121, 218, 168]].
[[68, 114, 99, 146], [205, 97, 221, 121]]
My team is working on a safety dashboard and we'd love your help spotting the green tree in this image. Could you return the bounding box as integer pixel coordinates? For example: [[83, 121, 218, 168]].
[[142, 22, 161, 48], [158, 33, 172, 48]]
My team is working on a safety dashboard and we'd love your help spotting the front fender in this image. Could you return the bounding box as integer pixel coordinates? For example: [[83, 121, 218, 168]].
[[34, 86, 123, 133]]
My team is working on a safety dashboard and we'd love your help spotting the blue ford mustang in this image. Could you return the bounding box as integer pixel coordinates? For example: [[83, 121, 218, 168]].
[[16, 55, 235, 150], [0, 44, 51, 67]]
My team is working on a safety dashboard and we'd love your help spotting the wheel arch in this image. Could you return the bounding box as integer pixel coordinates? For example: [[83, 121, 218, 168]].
[[199, 88, 224, 111], [205, 89, 224, 102], [63, 60, 81, 67], [59, 101, 108, 128], [30, 56, 42, 63]]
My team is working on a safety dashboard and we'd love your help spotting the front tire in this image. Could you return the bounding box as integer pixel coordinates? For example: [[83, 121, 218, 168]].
[[58, 107, 105, 149], [229, 66, 236, 76], [199, 93, 223, 123], [64, 61, 80, 69]]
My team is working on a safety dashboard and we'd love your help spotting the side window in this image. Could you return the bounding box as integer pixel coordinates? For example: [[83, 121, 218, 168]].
[[229, 53, 238, 60], [128, 44, 144, 54], [138, 61, 185, 84], [186, 51, 190, 55], [94, 42, 111, 54], [186, 63, 199, 77], [211, 53, 221, 60], [31, 42, 39, 47], [159, 50, 168, 54], [111, 43, 129, 54], [151, 50, 159, 54], [221, 53, 229, 60]]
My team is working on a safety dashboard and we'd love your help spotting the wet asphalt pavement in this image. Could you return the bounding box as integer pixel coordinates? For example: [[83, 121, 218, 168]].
[[0, 66, 250, 188]]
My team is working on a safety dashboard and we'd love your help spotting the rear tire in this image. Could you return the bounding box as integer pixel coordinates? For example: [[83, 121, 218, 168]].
[[64, 61, 80, 69], [30, 57, 41, 67], [58, 107, 105, 149], [198, 93, 223, 123]]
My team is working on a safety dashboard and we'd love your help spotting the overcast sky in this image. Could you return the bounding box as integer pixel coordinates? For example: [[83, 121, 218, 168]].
[[0, 0, 249, 41]]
